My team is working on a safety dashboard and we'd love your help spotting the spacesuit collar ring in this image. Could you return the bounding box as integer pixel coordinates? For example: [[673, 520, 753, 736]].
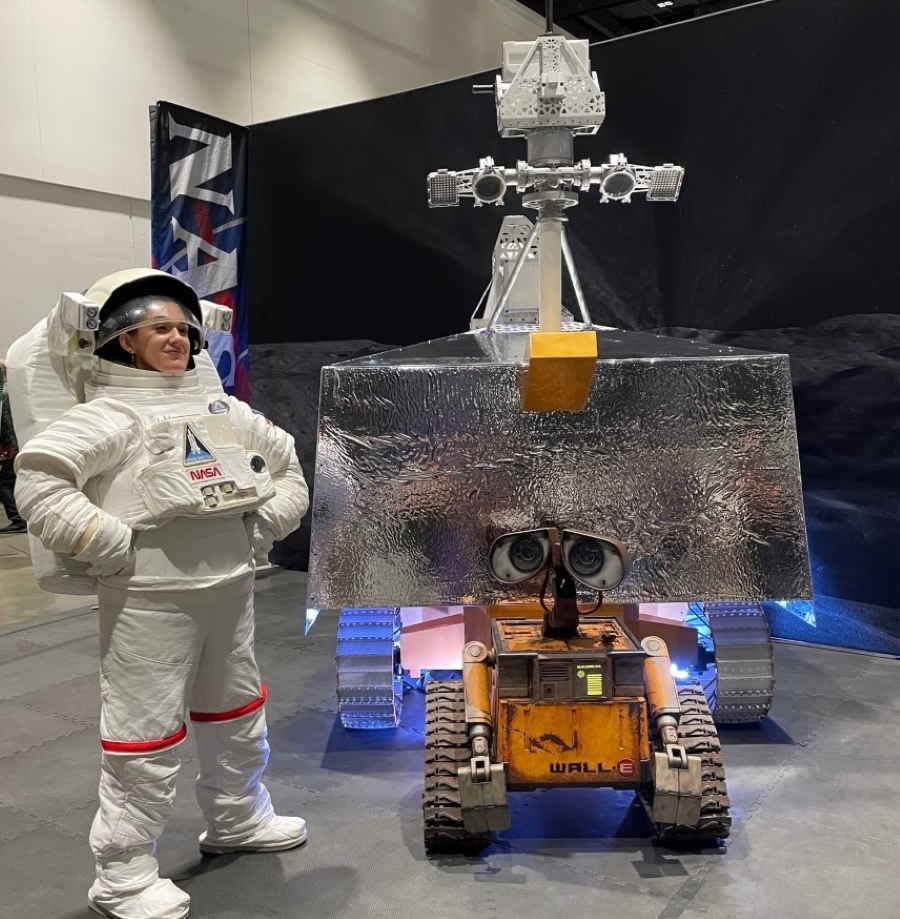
[[93, 359, 204, 390]]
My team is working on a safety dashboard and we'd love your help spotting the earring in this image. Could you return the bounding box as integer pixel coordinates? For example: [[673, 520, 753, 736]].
[[129, 352, 135, 367]]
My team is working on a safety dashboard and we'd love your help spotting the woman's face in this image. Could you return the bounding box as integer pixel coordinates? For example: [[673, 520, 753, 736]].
[[119, 300, 192, 374]]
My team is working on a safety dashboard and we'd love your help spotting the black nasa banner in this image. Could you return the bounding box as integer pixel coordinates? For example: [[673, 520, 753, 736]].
[[150, 102, 250, 400]]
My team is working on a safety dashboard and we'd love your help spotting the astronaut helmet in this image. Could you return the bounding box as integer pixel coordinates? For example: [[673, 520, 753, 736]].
[[89, 268, 205, 365]]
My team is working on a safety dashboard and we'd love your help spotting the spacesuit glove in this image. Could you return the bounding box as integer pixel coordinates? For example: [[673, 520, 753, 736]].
[[244, 513, 277, 557], [84, 552, 134, 578], [73, 514, 134, 577]]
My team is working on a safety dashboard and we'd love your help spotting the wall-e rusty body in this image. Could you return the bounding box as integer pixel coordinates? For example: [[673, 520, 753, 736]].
[[492, 618, 653, 790], [423, 558, 731, 852]]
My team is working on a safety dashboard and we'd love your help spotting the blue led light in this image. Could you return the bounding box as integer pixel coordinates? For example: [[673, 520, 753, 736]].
[[305, 608, 321, 635], [772, 599, 816, 626]]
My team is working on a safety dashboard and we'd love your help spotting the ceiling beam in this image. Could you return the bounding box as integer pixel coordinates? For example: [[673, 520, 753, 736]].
[[581, 10, 632, 37], [514, 0, 769, 42], [636, 0, 664, 26], [557, 0, 633, 18]]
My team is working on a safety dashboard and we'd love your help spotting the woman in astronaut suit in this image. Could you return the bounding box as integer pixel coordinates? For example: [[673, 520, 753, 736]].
[[14, 270, 309, 919]]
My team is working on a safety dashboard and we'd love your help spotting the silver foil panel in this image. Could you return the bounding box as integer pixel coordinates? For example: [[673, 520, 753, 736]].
[[308, 328, 811, 608]]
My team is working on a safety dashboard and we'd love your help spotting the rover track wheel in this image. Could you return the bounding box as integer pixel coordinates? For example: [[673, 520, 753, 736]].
[[687, 602, 776, 724], [422, 681, 492, 855], [336, 608, 402, 729], [644, 681, 732, 844]]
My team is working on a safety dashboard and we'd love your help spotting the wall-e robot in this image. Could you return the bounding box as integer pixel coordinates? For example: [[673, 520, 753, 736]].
[[423, 524, 730, 852]]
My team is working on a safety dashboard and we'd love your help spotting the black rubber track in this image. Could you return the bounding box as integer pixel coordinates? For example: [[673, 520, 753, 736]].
[[422, 681, 492, 854], [644, 681, 732, 843]]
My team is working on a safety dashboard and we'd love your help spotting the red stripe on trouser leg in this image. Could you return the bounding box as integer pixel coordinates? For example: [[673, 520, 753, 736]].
[[100, 722, 188, 754], [189, 684, 268, 723]]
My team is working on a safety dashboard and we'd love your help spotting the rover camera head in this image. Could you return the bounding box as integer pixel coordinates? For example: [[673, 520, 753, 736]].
[[599, 164, 637, 202], [472, 157, 507, 206]]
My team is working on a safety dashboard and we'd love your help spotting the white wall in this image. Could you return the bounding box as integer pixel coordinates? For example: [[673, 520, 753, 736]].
[[0, 0, 547, 354]]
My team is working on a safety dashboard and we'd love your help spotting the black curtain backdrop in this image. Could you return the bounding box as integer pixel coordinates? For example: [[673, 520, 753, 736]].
[[247, 0, 900, 654]]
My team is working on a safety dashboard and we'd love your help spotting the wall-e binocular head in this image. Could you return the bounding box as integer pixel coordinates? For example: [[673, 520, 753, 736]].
[[489, 527, 629, 592]]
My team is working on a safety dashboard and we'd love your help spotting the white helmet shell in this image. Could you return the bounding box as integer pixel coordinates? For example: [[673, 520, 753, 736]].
[[88, 268, 206, 360]]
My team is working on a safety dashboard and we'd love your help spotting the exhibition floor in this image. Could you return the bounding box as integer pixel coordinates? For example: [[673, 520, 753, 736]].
[[1, 558, 898, 919]]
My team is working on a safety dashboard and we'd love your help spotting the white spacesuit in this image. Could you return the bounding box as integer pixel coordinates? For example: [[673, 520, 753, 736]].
[[12, 270, 309, 919]]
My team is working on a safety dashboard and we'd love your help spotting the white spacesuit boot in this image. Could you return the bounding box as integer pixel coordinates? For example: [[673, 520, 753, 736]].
[[88, 849, 189, 919], [193, 704, 307, 854], [87, 752, 190, 919]]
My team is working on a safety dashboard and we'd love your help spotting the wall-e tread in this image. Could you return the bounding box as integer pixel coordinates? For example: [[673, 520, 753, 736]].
[[422, 681, 492, 854], [643, 682, 732, 842]]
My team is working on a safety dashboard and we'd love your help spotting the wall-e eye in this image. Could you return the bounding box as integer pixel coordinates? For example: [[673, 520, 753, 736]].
[[560, 530, 628, 591], [489, 529, 552, 583]]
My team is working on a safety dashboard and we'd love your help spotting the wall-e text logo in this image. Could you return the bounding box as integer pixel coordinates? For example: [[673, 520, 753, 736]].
[[549, 762, 606, 774]]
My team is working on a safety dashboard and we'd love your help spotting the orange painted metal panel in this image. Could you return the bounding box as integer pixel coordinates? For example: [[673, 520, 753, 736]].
[[520, 331, 599, 412], [496, 698, 650, 789]]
